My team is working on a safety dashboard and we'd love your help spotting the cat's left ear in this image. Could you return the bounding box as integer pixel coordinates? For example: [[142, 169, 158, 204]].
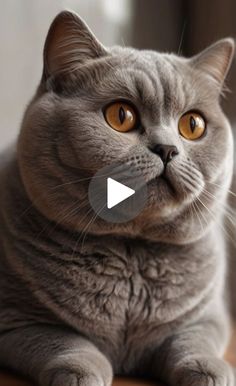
[[42, 10, 108, 81], [190, 38, 235, 88]]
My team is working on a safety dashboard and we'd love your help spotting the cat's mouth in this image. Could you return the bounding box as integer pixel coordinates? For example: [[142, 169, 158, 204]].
[[145, 163, 203, 213], [146, 170, 179, 209], [147, 165, 179, 195], [158, 171, 177, 195]]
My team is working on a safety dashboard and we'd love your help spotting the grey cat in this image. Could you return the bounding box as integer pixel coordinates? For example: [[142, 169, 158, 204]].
[[0, 9, 235, 386]]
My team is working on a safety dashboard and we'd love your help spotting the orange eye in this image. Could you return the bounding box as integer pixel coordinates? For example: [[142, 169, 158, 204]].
[[104, 102, 137, 132], [178, 112, 206, 140]]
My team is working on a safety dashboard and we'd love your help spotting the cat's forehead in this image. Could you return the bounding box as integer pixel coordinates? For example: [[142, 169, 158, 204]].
[[110, 47, 186, 82], [105, 48, 199, 116]]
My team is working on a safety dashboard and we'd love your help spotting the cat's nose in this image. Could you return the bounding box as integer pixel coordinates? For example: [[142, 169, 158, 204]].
[[150, 144, 179, 164]]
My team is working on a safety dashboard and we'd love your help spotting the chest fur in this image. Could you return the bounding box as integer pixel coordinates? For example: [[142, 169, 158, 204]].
[[41, 249, 210, 347], [2, 233, 218, 371]]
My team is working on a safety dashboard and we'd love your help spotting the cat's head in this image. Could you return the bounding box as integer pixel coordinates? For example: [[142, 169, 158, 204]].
[[18, 11, 235, 244]]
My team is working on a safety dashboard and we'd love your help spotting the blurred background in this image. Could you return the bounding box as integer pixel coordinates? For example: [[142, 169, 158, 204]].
[[0, 0, 236, 151]]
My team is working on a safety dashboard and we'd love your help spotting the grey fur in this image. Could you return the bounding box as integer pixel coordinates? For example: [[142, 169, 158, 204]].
[[0, 10, 235, 386]]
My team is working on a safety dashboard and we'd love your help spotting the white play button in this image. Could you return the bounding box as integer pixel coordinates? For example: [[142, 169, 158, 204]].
[[107, 178, 135, 209], [88, 162, 147, 223]]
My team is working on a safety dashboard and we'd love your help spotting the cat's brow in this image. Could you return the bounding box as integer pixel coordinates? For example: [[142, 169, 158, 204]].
[[113, 67, 163, 115], [155, 58, 184, 116], [132, 68, 161, 104]]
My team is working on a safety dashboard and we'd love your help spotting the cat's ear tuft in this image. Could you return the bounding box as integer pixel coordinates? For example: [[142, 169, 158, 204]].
[[191, 38, 235, 86], [42, 10, 107, 80]]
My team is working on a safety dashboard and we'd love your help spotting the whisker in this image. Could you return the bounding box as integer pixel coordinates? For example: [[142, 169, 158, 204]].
[[49, 168, 126, 191], [33, 191, 104, 242], [201, 189, 236, 227], [18, 163, 132, 220], [194, 197, 208, 227], [179, 159, 236, 200], [34, 199, 86, 241], [177, 165, 202, 182], [202, 188, 235, 214], [205, 179, 236, 198], [178, 19, 187, 55], [70, 206, 98, 259], [177, 170, 201, 193], [196, 195, 236, 248], [192, 200, 205, 232], [80, 204, 106, 253]]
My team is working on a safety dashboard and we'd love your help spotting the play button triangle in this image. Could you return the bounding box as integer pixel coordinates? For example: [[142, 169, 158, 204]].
[[107, 177, 135, 209]]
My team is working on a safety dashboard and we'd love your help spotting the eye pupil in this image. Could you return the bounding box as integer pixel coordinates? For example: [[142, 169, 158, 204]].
[[190, 116, 196, 132], [104, 102, 137, 132], [119, 107, 125, 124], [178, 111, 206, 140]]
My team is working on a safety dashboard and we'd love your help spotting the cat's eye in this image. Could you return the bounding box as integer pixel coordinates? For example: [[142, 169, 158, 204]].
[[104, 102, 137, 132], [178, 112, 206, 140]]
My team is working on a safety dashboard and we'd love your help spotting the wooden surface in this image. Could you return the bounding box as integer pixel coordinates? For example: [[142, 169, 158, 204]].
[[0, 328, 235, 386], [0, 374, 158, 386]]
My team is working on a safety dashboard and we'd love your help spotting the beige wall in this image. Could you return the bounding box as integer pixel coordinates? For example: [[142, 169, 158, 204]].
[[0, 0, 132, 151]]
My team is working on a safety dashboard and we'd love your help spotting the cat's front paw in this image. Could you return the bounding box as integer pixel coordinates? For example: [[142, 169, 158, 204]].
[[48, 370, 106, 386], [173, 356, 234, 386], [39, 350, 113, 386]]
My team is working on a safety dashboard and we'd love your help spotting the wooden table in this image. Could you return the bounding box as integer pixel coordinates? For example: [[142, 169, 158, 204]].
[[0, 374, 159, 386], [0, 328, 235, 386]]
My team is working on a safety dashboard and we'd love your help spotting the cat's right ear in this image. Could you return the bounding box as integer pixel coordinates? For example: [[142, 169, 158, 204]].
[[42, 10, 108, 81]]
